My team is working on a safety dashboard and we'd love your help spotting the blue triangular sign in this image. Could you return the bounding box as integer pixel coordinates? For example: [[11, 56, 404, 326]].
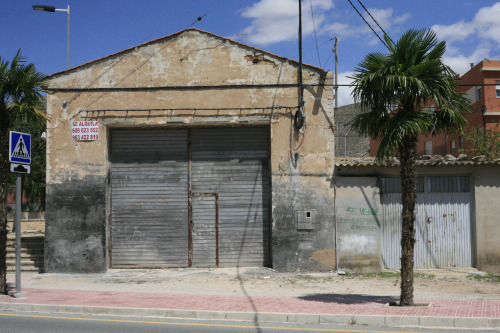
[[9, 131, 31, 164]]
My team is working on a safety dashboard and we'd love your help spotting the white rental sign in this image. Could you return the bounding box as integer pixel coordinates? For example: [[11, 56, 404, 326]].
[[72, 121, 99, 141]]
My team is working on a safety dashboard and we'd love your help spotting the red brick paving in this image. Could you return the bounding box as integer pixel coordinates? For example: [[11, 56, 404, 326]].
[[1, 288, 499, 318]]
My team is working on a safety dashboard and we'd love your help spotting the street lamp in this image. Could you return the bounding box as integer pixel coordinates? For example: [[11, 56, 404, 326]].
[[33, 4, 70, 69]]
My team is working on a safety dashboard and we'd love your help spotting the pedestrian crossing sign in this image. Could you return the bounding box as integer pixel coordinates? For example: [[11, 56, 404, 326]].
[[9, 131, 31, 164]]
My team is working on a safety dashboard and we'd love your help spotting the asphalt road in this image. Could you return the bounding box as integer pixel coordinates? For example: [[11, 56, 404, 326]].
[[0, 311, 497, 333]]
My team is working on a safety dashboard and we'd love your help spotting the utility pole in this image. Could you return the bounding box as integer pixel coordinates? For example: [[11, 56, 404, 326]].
[[295, 0, 305, 130], [333, 37, 338, 113]]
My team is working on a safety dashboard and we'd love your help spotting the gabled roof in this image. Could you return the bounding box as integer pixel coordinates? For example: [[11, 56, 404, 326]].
[[48, 28, 324, 78]]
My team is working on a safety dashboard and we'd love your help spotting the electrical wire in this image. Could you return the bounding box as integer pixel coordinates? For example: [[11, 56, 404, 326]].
[[322, 54, 332, 72], [48, 82, 496, 93], [346, 0, 389, 49], [47, 83, 302, 93], [309, 0, 322, 68], [303, 37, 334, 59], [63, 2, 199, 108], [189, 0, 226, 26], [75, 0, 227, 114], [139, 0, 197, 45], [356, 0, 394, 45]]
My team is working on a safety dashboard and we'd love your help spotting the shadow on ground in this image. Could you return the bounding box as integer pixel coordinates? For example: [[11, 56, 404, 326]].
[[298, 293, 397, 304]]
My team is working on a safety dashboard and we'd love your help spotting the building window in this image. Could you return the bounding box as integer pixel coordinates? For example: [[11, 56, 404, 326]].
[[451, 140, 456, 155], [496, 81, 500, 98], [425, 141, 432, 155], [424, 104, 435, 114], [476, 86, 482, 101]]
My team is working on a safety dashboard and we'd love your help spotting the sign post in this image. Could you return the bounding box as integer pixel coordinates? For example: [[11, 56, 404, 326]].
[[9, 131, 31, 298]]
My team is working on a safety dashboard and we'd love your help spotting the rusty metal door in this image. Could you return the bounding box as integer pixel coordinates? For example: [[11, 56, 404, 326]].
[[381, 176, 472, 269]]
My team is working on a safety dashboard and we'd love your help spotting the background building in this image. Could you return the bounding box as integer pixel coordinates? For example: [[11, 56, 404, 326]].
[[335, 103, 370, 157], [370, 60, 500, 157]]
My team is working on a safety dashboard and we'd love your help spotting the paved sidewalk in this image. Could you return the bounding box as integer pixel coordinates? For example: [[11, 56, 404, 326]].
[[0, 272, 499, 330]]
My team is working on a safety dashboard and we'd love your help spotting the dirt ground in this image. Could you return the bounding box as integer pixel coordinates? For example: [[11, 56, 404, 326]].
[[18, 267, 500, 301]]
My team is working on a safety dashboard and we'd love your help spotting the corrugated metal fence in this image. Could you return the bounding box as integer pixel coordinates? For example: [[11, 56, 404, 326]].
[[381, 176, 473, 269]]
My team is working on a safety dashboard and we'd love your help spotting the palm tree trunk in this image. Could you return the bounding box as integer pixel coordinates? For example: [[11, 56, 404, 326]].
[[0, 108, 10, 294], [399, 133, 418, 306]]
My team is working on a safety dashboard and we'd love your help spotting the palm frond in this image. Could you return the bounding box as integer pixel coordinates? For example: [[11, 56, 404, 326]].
[[349, 28, 469, 160], [0, 49, 47, 121]]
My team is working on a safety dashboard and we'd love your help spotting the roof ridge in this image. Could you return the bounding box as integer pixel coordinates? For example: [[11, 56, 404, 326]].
[[48, 28, 324, 78]]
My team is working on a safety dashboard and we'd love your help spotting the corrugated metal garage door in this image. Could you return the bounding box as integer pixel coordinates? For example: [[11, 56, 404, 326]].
[[110, 129, 189, 267], [191, 127, 271, 267], [110, 127, 270, 268], [191, 194, 218, 267], [381, 176, 473, 269]]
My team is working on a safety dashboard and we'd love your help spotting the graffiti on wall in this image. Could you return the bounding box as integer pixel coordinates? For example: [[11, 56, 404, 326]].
[[338, 206, 380, 232]]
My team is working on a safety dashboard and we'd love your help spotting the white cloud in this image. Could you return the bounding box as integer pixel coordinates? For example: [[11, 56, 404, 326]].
[[323, 7, 409, 42], [239, 0, 334, 45], [239, 1, 409, 50], [432, 3, 500, 45], [322, 22, 354, 38], [475, 3, 500, 44], [432, 21, 474, 42], [363, 8, 409, 33], [336, 71, 355, 106], [443, 45, 492, 74], [431, 2, 500, 74]]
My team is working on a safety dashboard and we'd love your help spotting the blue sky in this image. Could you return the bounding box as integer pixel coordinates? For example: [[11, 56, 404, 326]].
[[2, 0, 499, 105]]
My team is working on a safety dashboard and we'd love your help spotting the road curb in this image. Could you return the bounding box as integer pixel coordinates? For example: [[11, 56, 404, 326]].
[[0, 302, 498, 329]]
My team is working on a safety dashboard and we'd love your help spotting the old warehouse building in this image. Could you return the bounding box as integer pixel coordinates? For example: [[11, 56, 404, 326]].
[[44, 28, 336, 272]]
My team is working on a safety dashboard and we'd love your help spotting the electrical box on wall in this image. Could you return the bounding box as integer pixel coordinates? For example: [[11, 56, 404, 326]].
[[295, 210, 315, 230]]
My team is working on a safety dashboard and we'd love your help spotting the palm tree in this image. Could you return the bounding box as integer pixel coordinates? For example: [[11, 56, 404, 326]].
[[0, 50, 46, 294], [349, 29, 469, 306]]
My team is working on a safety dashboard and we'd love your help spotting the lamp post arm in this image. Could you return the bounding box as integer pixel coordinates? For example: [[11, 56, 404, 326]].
[[54, 6, 70, 69], [33, 4, 70, 69]]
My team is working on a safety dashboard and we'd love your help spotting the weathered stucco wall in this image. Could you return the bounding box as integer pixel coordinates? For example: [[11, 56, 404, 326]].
[[335, 162, 500, 273], [473, 166, 500, 274], [335, 177, 381, 273], [45, 29, 335, 272]]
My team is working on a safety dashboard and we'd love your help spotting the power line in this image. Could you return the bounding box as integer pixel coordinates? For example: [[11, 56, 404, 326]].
[[356, 0, 394, 45], [189, 0, 226, 26], [139, 0, 196, 45], [322, 54, 332, 72], [63, 3, 199, 108], [309, 0, 322, 68], [303, 36, 334, 56], [48, 82, 498, 93], [47, 83, 303, 93], [75, 1, 227, 113], [346, 0, 389, 49]]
